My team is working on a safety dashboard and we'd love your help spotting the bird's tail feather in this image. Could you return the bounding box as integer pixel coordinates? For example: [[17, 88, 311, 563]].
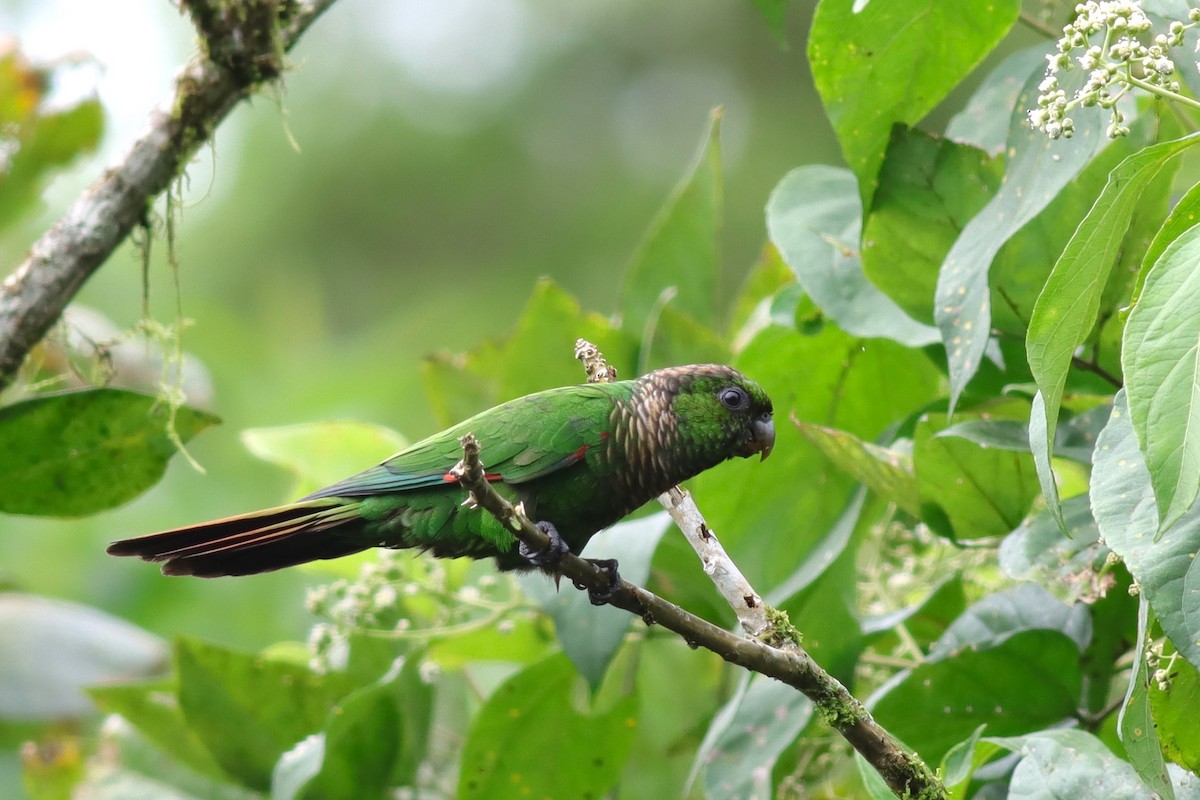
[[107, 500, 369, 577]]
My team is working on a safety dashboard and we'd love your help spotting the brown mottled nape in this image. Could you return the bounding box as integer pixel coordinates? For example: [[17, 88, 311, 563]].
[[605, 364, 775, 501]]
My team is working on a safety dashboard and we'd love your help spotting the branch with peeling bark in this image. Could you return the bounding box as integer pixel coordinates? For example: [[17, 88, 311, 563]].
[[0, 0, 340, 391]]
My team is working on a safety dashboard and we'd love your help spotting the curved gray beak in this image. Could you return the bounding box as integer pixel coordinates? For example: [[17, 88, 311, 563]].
[[738, 415, 775, 461], [754, 416, 775, 461]]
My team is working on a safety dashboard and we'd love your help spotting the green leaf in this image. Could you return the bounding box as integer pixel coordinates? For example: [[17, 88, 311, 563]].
[[749, 0, 788, 40], [241, 421, 409, 497], [175, 638, 343, 791], [420, 279, 637, 427], [621, 111, 721, 334], [0, 96, 104, 231], [807, 0, 1019, 204], [0, 593, 167, 721], [1120, 599, 1176, 800], [861, 127, 1001, 326], [1029, 134, 1200, 530], [941, 725, 1004, 798], [913, 410, 1042, 540], [1091, 391, 1200, 669], [929, 583, 1090, 658], [521, 514, 668, 689], [1150, 644, 1200, 775], [999, 496, 1109, 596], [1123, 220, 1200, 531], [791, 421, 920, 516], [764, 489, 872, 682], [766, 164, 938, 345], [0, 389, 218, 517], [869, 629, 1081, 763], [690, 673, 811, 800], [1134, 172, 1200, 306], [936, 52, 1108, 410], [281, 660, 427, 800], [427, 617, 552, 670], [457, 653, 638, 799], [862, 574, 968, 654], [853, 751, 898, 800], [945, 46, 1049, 154], [941, 405, 1107, 464], [90, 680, 225, 780], [637, 303, 731, 375], [989, 729, 1148, 799]]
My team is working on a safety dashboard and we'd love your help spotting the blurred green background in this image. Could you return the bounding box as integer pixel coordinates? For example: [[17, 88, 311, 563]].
[[0, 0, 836, 649]]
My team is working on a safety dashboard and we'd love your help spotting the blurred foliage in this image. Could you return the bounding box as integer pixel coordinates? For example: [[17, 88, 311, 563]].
[[4, 0, 1200, 798]]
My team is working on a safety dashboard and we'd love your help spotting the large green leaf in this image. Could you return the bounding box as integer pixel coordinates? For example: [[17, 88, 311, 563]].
[[861, 127, 1001, 326], [1029, 133, 1200, 529], [1134, 172, 1200, 306], [1150, 644, 1200, 775], [869, 629, 1081, 763], [913, 410, 1041, 540], [0, 389, 218, 517], [862, 574, 967, 655], [457, 653, 638, 799], [928, 583, 1090, 658], [690, 673, 811, 799], [175, 639, 344, 791], [807, 0, 1019, 204], [1091, 391, 1200, 669], [792, 421, 920, 517], [274, 657, 431, 800], [242, 421, 408, 497], [1123, 221, 1200, 531], [520, 513, 669, 689], [990, 730, 1150, 799], [90, 679, 226, 780], [621, 112, 721, 334], [945, 46, 1049, 154], [1119, 599, 1175, 800], [935, 51, 1108, 409], [766, 164, 938, 345], [998, 496, 1109, 598], [0, 47, 104, 231], [0, 593, 167, 721], [420, 279, 637, 428]]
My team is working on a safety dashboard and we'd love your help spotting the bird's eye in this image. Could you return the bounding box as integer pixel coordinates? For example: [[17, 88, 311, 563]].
[[718, 387, 749, 410]]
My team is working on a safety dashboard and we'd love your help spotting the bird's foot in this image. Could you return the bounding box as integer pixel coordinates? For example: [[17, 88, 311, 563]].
[[573, 558, 622, 606], [519, 521, 571, 567]]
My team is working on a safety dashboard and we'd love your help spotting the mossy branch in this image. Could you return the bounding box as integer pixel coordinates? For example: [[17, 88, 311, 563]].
[[0, 0, 339, 391], [454, 430, 943, 800]]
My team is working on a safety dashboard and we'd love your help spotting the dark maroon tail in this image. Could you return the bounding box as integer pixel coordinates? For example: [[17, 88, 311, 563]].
[[107, 500, 369, 577]]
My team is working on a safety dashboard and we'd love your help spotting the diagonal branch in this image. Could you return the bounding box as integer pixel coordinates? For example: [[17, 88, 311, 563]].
[[452, 432, 944, 800], [0, 0, 340, 391]]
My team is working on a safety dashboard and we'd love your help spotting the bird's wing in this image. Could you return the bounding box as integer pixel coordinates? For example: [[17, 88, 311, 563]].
[[302, 385, 619, 500]]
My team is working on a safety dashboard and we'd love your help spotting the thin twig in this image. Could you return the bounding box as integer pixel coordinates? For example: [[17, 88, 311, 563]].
[[0, 0, 340, 390], [451, 433, 944, 800]]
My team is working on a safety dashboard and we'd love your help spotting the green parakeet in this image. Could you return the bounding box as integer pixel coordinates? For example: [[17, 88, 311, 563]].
[[108, 364, 774, 584]]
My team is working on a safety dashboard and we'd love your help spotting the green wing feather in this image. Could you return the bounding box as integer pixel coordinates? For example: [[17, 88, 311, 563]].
[[303, 383, 627, 500]]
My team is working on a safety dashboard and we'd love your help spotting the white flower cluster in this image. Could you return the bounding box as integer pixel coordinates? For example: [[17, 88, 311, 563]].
[[304, 549, 518, 673], [1029, 1, 1200, 139]]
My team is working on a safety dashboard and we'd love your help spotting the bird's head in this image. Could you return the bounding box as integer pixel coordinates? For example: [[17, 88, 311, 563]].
[[643, 364, 775, 465]]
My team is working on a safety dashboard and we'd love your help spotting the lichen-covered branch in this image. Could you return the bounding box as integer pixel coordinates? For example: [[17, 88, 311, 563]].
[[453, 432, 944, 800], [0, 0, 339, 391]]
